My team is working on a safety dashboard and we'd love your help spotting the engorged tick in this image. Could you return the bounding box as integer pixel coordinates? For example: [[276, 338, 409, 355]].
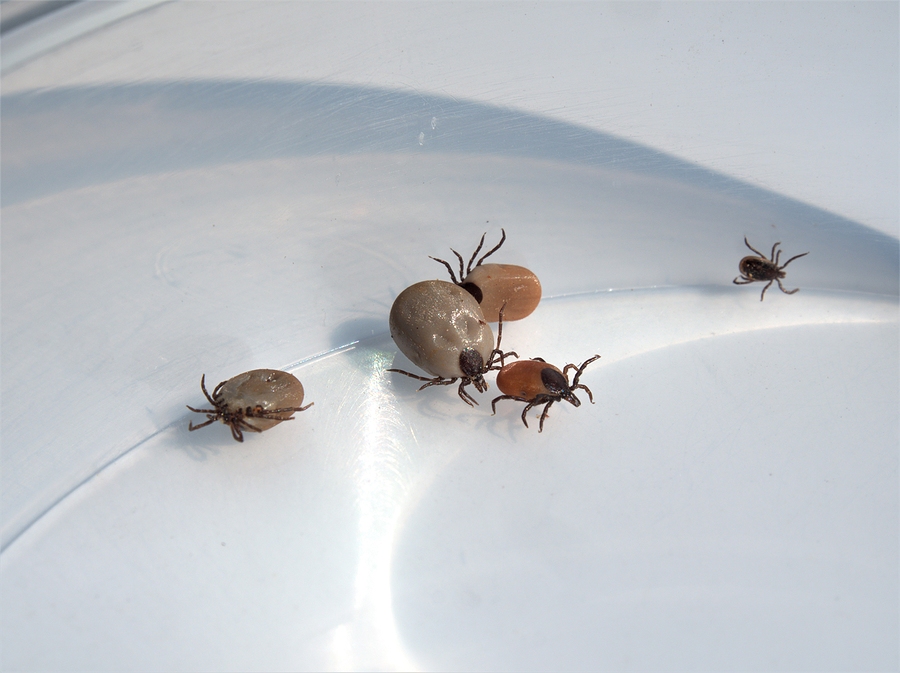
[[430, 229, 542, 321], [733, 236, 809, 301], [387, 283, 517, 406], [187, 369, 312, 442], [491, 354, 600, 432]]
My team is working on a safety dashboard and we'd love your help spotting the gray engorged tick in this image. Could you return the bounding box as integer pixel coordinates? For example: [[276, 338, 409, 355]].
[[187, 369, 312, 442], [387, 281, 516, 406]]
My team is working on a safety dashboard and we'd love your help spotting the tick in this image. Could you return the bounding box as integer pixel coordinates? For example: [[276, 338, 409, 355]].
[[492, 354, 600, 432], [430, 229, 542, 321], [387, 280, 516, 406], [187, 369, 313, 442], [733, 236, 809, 301]]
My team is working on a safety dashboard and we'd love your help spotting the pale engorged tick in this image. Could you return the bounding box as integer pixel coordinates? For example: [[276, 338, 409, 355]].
[[430, 229, 542, 321], [387, 281, 516, 406], [187, 369, 312, 442], [733, 236, 809, 301], [492, 354, 600, 432]]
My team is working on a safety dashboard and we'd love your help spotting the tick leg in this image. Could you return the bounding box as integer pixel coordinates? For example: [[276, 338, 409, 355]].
[[538, 400, 556, 433], [198, 375, 218, 407], [212, 378, 228, 401], [231, 418, 266, 442], [775, 248, 782, 265], [733, 276, 755, 285], [473, 228, 506, 270], [457, 380, 479, 407], [522, 395, 555, 430], [491, 394, 527, 416], [387, 368, 439, 382], [387, 369, 462, 398], [488, 348, 518, 370], [573, 383, 595, 404], [417, 377, 457, 391], [188, 417, 217, 432], [429, 255, 459, 284], [186, 405, 217, 415], [520, 400, 540, 428], [451, 249, 466, 281], [780, 251, 809, 268], [770, 241, 781, 262], [570, 355, 601, 387], [465, 232, 487, 275], [759, 280, 774, 301], [776, 278, 800, 295], [744, 237, 766, 258]]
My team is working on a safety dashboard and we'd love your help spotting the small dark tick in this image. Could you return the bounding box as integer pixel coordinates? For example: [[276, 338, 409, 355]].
[[733, 236, 808, 301]]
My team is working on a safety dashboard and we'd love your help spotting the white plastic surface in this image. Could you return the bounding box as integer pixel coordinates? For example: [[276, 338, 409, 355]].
[[2, 4, 898, 672]]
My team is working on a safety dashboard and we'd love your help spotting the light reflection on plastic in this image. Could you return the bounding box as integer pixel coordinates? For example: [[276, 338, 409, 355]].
[[331, 348, 418, 670]]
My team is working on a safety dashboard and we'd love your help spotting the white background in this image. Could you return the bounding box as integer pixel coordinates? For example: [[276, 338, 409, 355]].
[[2, 2, 897, 671]]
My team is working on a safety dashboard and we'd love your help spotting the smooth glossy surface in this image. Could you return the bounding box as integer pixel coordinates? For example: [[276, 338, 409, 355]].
[[464, 263, 542, 322], [217, 369, 307, 431], [2, 4, 897, 669], [389, 280, 493, 380], [496, 359, 562, 400]]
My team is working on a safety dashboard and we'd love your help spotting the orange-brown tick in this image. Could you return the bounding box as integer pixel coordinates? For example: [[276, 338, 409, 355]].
[[733, 236, 809, 301], [187, 369, 312, 442], [492, 354, 600, 432], [430, 229, 542, 321]]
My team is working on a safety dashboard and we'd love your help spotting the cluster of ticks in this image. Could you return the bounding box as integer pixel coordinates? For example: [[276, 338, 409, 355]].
[[187, 232, 808, 441]]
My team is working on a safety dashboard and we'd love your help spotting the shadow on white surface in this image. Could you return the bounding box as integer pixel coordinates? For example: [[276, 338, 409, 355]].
[[2, 80, 897, 670]]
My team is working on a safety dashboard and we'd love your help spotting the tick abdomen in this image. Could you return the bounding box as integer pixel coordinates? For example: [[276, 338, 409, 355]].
[[389, 280, 494, 379], [463, 263, 542, 322]]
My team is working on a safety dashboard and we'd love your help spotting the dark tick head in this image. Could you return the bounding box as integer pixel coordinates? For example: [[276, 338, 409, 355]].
[[459, 347, 488, 392], [541, 367, 580, 406], [460, 281, 483, 304]]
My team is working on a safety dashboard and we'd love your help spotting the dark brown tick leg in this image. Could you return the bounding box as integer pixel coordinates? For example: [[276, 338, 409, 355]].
[[491, 394, 526, 416], [538, 400, 557, 433], [776, 279, 800, 295], [465, 232, 487, 273], [780, 251, 809, 268], [744, 237, 766, 258], [197, 375, 218, 406], [570, 355, 601, 387], [759, 279, 774, 301], [472, 228, 506, 271], [428, 256, 459, 284], [573, 384, 594, 404], [187, 416, 217, 431], [457, 381, 479, 407]]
